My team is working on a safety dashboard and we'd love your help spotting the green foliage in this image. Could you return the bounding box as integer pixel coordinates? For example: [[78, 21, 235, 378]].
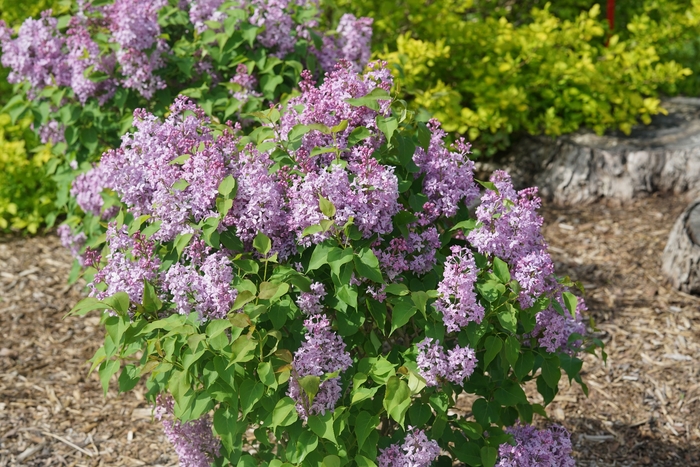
[[323, 1, 693, 154], [0, 114, 56, 233]]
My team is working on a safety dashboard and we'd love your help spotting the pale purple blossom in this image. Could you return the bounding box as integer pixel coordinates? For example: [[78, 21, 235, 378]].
[[187, 0, 226, 32], [377, 428, 441, 467], [155, 394, 221, 467], [533, 295, 587, 354], [57, 224, 87, 263], [37, 120, 65, 144], [288, 314, 352, 419], [434, 245, 484, 332], [416, 337, 477, 386], [374, 226, 441, 281], [497, 424, 575, 467], [316, 14, 373, 72], [230, 63, 261, 103], [296, 282, 326, 315]]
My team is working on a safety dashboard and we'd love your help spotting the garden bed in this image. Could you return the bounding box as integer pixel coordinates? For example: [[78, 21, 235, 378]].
[[0, 192, 698, 466]]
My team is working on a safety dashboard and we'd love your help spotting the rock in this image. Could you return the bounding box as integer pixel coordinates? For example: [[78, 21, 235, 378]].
[[662, 199, 700, 294], [479, 97, 700, 204]]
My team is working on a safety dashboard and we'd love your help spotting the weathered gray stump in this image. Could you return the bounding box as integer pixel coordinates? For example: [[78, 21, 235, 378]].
[[662, 199, 700, 294], [478, 97, 700, 204]]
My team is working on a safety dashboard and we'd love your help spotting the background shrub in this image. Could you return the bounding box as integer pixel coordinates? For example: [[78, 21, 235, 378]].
[[322, 0, 696, 154]]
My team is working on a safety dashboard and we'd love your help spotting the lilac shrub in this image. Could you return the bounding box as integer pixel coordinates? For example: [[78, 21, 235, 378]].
[[68, 62, 598, 466]]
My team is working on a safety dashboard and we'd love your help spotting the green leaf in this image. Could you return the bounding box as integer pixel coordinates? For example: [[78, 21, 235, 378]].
[[118, 364, 140, 392], [562, 291, 578, 319], [271, 397, 298, 427], [408, 402, 432, 427], [331, 119, 348, 133], [253, 232, 271, 255], [541, 355, 561, 389], [481, 446, 498, 467], [258, 281, 289, 301], [322, 455, 341, 467], [347, 126, 371, 146], [514, 351, 535, 380], [218, 175, 237, 198], [288, 124, 312, 141], [230, 335, 257, 363], [103, 292, 130, 316], [170, 154, 191, 165], [536, 374, 557, 405], [298, 375, 321, 399], [308, 242, 334, 271], [385, 283, 409, 296], [383, 376, 411, 427], [142, 281, 162, 312], [345, 88, 391, 111], [492, 257, 511, 283], [390, 297, 417, 335], [497, 304, 518, 333], [354, 411, 379, 451], [172, 179, 190, 191], [308, 411, 338, 445], [174, 233, 194, 259], [99, 360, 120, 395], [239, 379, 264, 416], [484, 336, 503, 368], [494, 380, 528, 406], [232, 290, 255, 310], [319, 195, 336, 218], [354, 248, 383, 283], [504, 335, 521, 368], [376, 115, 398, 142], [67, 297, 107, 317], [477, 280, 504, 303]]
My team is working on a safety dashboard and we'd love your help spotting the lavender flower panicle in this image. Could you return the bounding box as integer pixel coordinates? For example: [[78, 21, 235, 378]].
[[288, 314, 352, 419], [377, 428, 441, 467], [416, 337, 477, 387], [497, 424, 575, 467], [434, 245, 484, 332], [155, 394, 221, 467]]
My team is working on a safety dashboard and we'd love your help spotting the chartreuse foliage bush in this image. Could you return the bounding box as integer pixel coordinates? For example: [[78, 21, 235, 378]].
[[323, 0, 693, 154], [0, 114, 56, 233], [0, 0, 372, 231], [68, 61, 601, 467]]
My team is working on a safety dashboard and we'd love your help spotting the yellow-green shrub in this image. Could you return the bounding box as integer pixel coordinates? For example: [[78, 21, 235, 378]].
[[0, 114, 56, 233], [323, 1, 693, 154]]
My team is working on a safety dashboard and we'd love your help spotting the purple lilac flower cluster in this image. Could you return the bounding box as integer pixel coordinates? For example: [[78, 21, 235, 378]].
[[100, 97, 236, 242], [57, 224, 87, 264], [434, 245, 484, 332], [70, 163, 117, 218], [496, 424, 575, 467], [467, 170, 585, 352], [317, 14, 373, 72], [377, 428, 441, 467], [296, 282, 326, 315], [229, 63, 262, 104], [0, 0, 166, 101], [416, 337, 477, 386], [373, 226, 441, 281], [164, 239, 237, 321], [413, 120, 480, 224], [467, 170, 554, 308], [288, 314, 352, 419], [187, 0, 227, 32], [37, 120, 65, 145], [89, 223, 161, 303], [155, 394, 221, 467]]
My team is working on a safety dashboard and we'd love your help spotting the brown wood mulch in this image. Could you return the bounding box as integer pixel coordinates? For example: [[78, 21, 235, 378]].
[[1, 193, 699, 466]]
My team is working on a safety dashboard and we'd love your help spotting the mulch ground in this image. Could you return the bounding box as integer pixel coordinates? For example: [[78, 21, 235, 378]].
[[1, 192, 699, 466]]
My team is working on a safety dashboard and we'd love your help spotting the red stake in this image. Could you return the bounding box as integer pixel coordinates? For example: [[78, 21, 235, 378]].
[[607, 0, 615, 31]]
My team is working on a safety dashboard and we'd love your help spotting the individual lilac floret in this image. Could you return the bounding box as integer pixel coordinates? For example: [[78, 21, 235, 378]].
[[416, 338, 477, 387], [163, 246, 237, 321], [88, 223, 161, 303], [413, 119, 480, 224], [57, 224, 87, 264], [467, 170, 555, 308], [288, 314, 352, 420], [497, 424, 575, 467], [155, 394, 221, 467], [296, 282, 326, 315], [377, 428, 441, 467], [434, 245, 484, 332], [0, 12, 70, 95]]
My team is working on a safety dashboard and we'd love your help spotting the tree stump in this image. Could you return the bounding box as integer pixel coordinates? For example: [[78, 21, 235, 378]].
[[662, 199, 700, 294], [478, 97, 700, 204]]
